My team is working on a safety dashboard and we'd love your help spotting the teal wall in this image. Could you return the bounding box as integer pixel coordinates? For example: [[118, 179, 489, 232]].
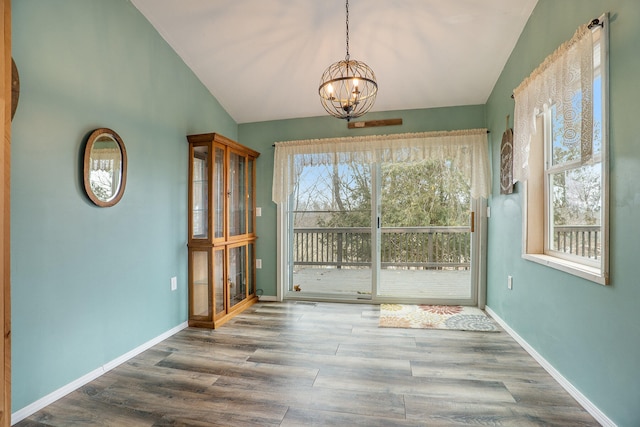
[[239, 106, 486, 298], [485, 1, 640, 425], [11, 0, 236, 412]]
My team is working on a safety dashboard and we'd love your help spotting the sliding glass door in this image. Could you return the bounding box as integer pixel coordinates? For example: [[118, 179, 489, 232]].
[[375, 159, 475, 303], [289, 163, 373, 299], [285, 158, 479, 304]]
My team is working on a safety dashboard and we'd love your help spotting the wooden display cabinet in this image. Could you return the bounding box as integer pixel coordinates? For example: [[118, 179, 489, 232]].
[[187, 133, 259, 328]]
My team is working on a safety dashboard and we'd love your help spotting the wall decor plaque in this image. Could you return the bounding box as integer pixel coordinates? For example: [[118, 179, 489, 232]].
[[500, 128, 514, 195]]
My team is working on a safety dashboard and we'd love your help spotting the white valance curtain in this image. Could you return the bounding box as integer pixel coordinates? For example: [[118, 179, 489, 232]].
[[272, 129, 490, 204], [513, 22, 594, 183]]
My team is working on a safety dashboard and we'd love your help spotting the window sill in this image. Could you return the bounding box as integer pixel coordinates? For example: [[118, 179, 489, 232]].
[[522, 253, 608, 286]]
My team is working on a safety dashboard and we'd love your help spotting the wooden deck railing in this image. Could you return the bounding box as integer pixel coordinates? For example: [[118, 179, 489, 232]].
[[553, 225, 600, 260], [293, 225, 602, 269], [293, 226, 471, 270]]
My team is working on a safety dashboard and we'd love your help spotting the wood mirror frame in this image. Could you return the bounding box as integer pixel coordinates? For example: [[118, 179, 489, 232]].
[[83, 128, 128, 207], [11, 57, 17, 120]]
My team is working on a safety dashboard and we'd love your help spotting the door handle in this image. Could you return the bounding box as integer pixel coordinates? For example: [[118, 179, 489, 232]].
[[470, 211, 475, 233]]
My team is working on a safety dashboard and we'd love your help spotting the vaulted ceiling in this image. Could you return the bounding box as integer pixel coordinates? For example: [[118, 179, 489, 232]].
[[131, 0, 538, 124]]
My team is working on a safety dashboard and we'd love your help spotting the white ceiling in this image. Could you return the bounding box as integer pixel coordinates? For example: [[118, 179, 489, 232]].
[[130, 0, 538, 124]]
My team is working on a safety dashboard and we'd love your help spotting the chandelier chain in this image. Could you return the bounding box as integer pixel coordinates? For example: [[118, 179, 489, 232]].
[[345, 0, 349, 60]]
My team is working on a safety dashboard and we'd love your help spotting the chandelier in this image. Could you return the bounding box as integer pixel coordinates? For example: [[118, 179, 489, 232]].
[[318, 0, 378, 121]]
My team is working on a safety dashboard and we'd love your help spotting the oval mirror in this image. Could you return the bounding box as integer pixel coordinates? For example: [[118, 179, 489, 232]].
[[83, 128, 127, 207]]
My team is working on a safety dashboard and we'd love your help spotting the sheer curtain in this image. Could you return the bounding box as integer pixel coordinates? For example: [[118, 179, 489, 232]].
[[513, 23, 594, 183], [272, 129, 490, 204]]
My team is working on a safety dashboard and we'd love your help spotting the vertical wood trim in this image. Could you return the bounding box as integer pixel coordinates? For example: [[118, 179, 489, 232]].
[[524, 115, 545, 254], [0, 0, 10, 424]]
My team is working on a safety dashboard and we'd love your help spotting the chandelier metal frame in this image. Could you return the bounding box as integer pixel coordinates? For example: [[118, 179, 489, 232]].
[[318, 0, 378, 121]]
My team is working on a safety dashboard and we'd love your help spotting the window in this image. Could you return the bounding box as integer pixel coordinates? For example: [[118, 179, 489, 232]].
[[515, 16, 608, 284]]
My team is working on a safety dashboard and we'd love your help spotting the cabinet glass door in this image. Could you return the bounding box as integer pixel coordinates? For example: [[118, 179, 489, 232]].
[[213, 248, 225, 316], [190, 249, 211, 319], [192, 146, 209, 240], [248, 242, 255, 295], [248, 158, 255, 234], [229, 152, 246, 236], [214, 146, 225, 239], [228, 244, 247, 308]]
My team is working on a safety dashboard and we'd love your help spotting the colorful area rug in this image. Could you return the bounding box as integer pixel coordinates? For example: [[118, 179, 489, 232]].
[[379, 304, 499, 332]]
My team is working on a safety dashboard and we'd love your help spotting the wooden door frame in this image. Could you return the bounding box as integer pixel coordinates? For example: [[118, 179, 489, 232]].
[[1, 0, 11, 424]]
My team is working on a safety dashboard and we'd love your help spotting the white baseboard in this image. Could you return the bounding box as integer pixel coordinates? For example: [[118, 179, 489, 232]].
[[485, 307, 616, 427], [11, 321, 189, 425], [258, 295, 277, 302]]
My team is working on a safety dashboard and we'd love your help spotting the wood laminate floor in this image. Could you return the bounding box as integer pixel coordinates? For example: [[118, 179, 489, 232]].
[[16, 302, 599, 426]]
